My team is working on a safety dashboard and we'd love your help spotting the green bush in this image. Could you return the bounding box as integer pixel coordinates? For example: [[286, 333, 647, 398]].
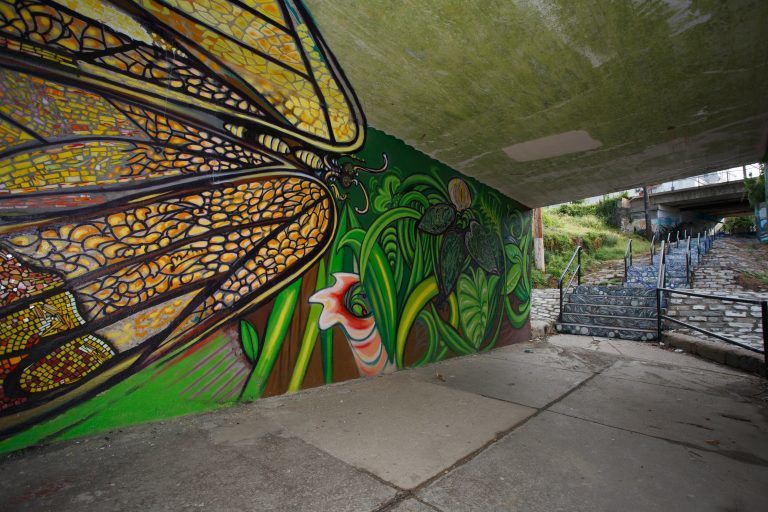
[[592, 194, 627, 228], [723, 215, 755, 233], [556, 202, 594, 217]]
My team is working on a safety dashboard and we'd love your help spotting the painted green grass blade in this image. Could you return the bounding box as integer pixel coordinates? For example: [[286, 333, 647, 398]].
[[239, 320, 259, 363], [287, 260, 327, 392], [404, 236, 425, 301], [360, 206, 421, 282], [411, 309, 439, 367], [431, 304, 476, 356], [396, 276, 443, 367], [240, 278, 302, 401]]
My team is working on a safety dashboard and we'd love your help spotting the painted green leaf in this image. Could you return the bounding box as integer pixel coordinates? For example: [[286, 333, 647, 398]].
[[418, 203, 455, 235], [372, 175, 402, 213], [514, 230, 532, 303], [239, 320, 259, 364], [505, 295, 531, 329], [457, 268, 500, 348], [465, 221, 502, 275], [504, 244, 523, 295], [438, 229, 467, 297]]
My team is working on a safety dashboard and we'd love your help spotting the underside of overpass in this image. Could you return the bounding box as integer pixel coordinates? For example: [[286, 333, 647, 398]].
[[305, 0, 768, 207]]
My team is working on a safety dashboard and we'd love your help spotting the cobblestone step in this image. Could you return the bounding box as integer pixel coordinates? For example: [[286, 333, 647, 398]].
[[561, 312, 656, 330], [626, 279, 687, 289], [572, 285, 655, 297], [568, 293, 658, 308], [562, 302, 658, 318], [555, 322, 658, 341], [628, 266, 687, 277]]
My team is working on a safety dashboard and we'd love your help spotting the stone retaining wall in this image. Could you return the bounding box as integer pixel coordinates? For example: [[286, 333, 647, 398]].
[[666, 290, 766, 351], [532, 288, 560, 324]]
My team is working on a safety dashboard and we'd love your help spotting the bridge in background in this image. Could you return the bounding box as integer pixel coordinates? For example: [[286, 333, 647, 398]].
[[629, 168, 755, 232]]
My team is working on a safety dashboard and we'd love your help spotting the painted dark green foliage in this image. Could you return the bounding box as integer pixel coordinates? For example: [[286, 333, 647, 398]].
[[465, 221, 503, 275], [437, 229, 467, 297], [418, 203, 456, 234]]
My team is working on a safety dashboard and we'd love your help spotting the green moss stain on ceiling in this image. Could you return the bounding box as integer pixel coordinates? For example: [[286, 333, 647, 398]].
[[305, 0, 768, 206]]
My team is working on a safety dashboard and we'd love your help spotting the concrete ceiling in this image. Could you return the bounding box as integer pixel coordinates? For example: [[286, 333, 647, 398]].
[[305, 0, 768, 208]]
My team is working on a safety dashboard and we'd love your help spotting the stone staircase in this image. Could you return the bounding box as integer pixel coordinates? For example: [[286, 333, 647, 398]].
[[557, 285, 659, 341], [625, 244, 695, 289], [555, 241, 705, 342]]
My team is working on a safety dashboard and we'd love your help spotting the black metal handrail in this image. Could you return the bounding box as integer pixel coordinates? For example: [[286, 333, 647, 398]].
[[655, 240, 667, 336], [558, 246, 582, 321], [651, 232, 662, 265], [623, 238, 633, 283], [696, 232, 701, 265], [656, 288, 767, 370], [685, 236, 691, 286]]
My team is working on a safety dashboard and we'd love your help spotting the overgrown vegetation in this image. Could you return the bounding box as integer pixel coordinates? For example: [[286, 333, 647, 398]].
[[743, 165, 765, 209], [737, 270, 768, 291], [554, 193, 629, 229], [534, 200, 650, 288], [723, 215, 755, 234]]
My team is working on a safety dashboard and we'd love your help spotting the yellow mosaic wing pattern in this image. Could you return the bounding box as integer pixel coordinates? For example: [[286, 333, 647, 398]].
[[0, 0, 364, 151], [0, 173, 334, 408], [0, 0, 358, 427]]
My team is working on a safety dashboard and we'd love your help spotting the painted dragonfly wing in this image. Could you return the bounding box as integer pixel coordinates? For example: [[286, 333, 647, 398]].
[[0, 0, 364, 152], [0, 70, 336, 425], [0, 170, 335, 417], [0, 66, 292, 216], [0, 0, 356, 425]]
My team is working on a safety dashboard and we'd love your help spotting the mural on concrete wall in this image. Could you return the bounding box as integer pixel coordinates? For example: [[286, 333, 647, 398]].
[[0, 0, 530, 451], [757, 203, 768, 243]]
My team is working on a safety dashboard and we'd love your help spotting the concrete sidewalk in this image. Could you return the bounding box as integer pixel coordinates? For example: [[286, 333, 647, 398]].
[[2, 335, 767, 511]]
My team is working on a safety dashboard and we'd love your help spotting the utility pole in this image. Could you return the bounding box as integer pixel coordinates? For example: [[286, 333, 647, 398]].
[[533, 207, 545, 271], [642, 185, 652, 240]]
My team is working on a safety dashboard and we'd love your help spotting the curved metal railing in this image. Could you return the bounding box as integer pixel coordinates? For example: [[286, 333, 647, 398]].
[[623, 238, 633, 283], [685, 235, 692, 286], [558, 246, 582, 321]]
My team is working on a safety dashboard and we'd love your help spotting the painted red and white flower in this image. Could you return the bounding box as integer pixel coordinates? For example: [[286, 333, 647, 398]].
[[309, 273, 394, 377]]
